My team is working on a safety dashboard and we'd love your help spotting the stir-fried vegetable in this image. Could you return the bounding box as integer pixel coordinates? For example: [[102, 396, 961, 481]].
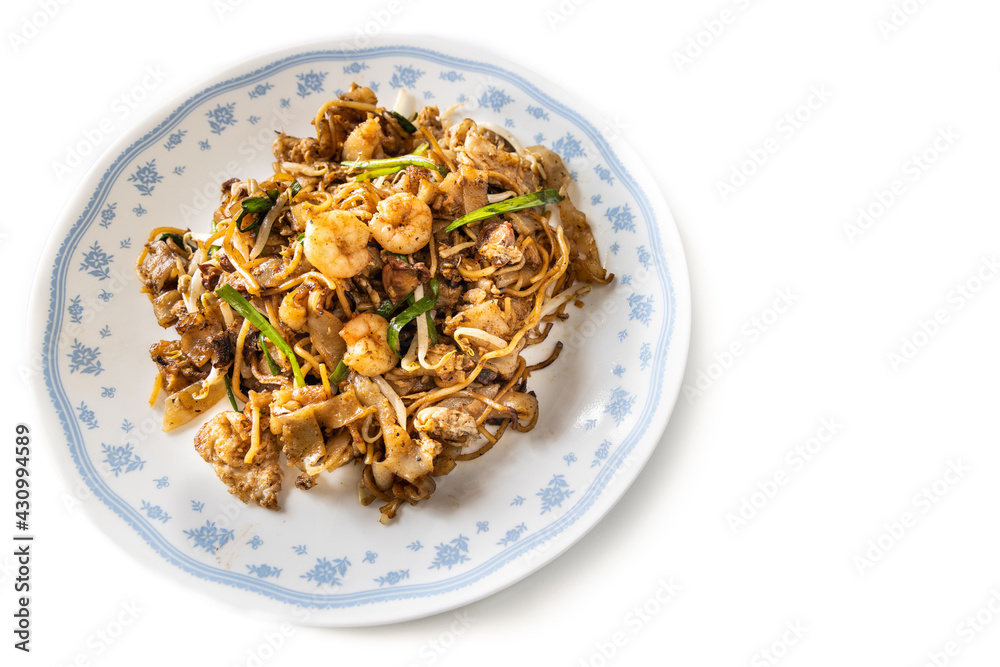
[[259, 340, 281, 375], [330, 359, 350, 384], [234, 180, 301, 232], [380, 254, 438, 344], [342, 155, 447, 177], [375, 296, 407, 319], [234, 196, 273, 232], [426, 311, 439, 346], [386, 277, 440, 355], [444, 189, 564, 232], [390, 110, 418, 134], [158, 232, 196, 252], [355, 165, 405, 182], [216, 284, 305, 387], [223, 372, 240, 412]]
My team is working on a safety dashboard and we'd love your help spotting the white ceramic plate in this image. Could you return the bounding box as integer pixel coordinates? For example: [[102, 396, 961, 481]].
[[31, 37, 690, 626]]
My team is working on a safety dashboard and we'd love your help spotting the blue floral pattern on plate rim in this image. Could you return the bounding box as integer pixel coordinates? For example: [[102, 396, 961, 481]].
[[33, 40, 689, 624]]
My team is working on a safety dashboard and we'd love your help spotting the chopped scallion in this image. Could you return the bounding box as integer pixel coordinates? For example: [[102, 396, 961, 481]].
[[342, 155, 447, 176], [444, 189, 564, 232], [330, 360, 350, 384], [259, 340, 280, 375], [233, 180, 297, 232], [223, 372, 240, 412], [216, 284, 304, 387], [235, 196, 273, 232], [386, 278, 439, 355], [158, 232, 195, 252], [355, 165, 404, 182], [390, 111, 418, 134], [426, 313, 439, 346], [375, 297, 407, 319]]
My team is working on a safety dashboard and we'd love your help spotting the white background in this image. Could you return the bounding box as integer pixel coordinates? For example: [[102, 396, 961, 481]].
[[4, 0, 1000, 665]]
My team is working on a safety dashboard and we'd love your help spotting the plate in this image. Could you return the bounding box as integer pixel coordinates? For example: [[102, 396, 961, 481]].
[[31, 37, 690, 626]]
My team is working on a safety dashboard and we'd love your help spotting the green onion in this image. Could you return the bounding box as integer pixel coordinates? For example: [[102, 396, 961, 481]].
[[413, 142, 429, 156], [426, 314, 439, 346], [373, 254, 416, 317], [444, 189, 565, 232], [240, 196, 273, 213], [342, 155, 447, 176], [375, 297, 407, 319], [330, 360, 350, 384], [355, 165, 404, 182], [223, 372, 240, 412], [158, 232, 195, 252], [391, 255, 439, 346], [233, 181, 298, 232], [401, 280, 438, 347], [216, 284, 305, 387], [235, 196, 273, 232], [386, 278, 439, 355], [374, 255, 422, 317], [259, 340, 280, 375], [391, 111, 417, 134]]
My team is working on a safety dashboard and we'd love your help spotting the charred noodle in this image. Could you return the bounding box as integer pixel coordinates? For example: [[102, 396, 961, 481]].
[[136, 83, 611, 523]]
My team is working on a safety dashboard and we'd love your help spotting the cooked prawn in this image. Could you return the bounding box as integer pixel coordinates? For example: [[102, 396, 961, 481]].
[[342, 117, 383, 162], [340, 313, 397, 377], [303, 208, 371, 279], [278, 284, 309, 332], [369, 192, 432, 255]]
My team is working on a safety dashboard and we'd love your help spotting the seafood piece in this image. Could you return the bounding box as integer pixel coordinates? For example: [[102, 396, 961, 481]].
[[302, 208, 371, 279], [340, 313, 397, 377], [369, 192, 433, 254]]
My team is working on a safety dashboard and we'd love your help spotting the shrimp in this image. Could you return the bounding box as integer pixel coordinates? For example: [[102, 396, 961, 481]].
[[369, 192, 433, 255], [302, 208, 371, 279], [340, 312, 397, 377], [278, 283, 309, 332], [341, 117, 383, 162]]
